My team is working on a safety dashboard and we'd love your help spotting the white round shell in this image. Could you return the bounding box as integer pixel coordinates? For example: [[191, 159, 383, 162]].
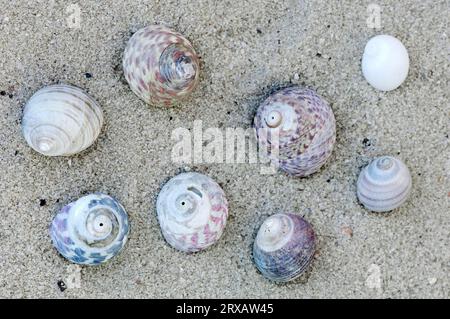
[[362, 35, 409, 91], [156, 172, 228, 253], [22, 84, 103, 156], [357, 156, 412, 212]]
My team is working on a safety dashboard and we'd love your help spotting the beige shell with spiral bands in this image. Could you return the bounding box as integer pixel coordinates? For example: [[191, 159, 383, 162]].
[[22, 84, 103, 156]]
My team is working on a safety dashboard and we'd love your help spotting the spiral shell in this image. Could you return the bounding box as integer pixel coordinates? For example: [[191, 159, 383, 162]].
[[123, 25, 200, 107], [357, 156, 412, 212], [22, 84, 103, 156], [253, 213, 316, 282], [254, 86, 336, 177], [156, 172, 228, 252], [50, 193, 129, 265]]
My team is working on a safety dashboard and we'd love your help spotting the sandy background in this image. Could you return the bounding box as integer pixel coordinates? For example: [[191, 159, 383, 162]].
[[0, 0, 448, 298]]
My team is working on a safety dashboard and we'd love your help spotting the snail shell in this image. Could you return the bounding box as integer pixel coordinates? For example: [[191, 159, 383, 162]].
[[253, 213, 316, 282], [254, 86, 336, 177], [22, 84, 103, 156], [123, 25, 200, 107], [156, 172, 228, 253], [357, 156, 412, 212], [50, 193, 129, 265], [362, 35, 409, 91]]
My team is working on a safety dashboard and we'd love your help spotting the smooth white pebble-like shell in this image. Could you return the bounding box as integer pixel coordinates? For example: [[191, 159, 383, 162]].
[[362, 35, 409, 91]]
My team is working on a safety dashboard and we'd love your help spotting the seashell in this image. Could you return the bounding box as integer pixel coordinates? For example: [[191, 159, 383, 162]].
[[22, 84, 103, 156], [156, 172, 228, 252], [123, 25, 200, 107], [253, 213, 316, 282], [362, 35, 409, 91], [357, 156, 412, 212], [254, 86, 336, 177], [50, 193, 129, 265]]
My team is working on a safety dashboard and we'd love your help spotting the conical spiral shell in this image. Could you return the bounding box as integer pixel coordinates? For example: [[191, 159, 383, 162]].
[[22, 85, 103, 156], [50, 193, 129, 265], [254, 86, 336, 177], [156, 172, 228, 253], [253, 213, 316, 282], [357, 156, 412, 212], [123, 25, 200, 107]]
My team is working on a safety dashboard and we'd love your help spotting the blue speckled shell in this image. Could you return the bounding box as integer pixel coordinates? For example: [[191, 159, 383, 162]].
[[253, 213, 316, 282], [50, 193, 129, 265]]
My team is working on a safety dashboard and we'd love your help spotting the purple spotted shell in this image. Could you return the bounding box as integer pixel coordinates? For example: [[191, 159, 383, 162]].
[[253, 213, 316, 282], [123, 25, 200, 107], [254, 86, 336, 177]]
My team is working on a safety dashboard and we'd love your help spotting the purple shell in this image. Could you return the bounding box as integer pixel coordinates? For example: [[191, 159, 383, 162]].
[[254, 86, 336, 177], [253, 213, 316, 282], [123, 25, 200, 107]]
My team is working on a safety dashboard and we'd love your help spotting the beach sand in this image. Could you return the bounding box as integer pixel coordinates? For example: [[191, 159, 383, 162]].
[[0, 0, 448, 298]]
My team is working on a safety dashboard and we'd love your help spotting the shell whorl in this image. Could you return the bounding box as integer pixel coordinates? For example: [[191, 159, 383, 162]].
[[123, 25, 200, 107], [156, 172, 228, 253], [50, 193, 129, 265], [253, 213, 316, 282], [22, 84, 103, 156], [254, 86, 336, 177], [357, 156, 412, 212]]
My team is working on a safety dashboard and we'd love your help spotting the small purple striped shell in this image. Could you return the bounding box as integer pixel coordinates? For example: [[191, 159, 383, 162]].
[[156, 172, 228, 253], [253, 213, 316, 282], [254, 86, 336, 177], [357, 156, 412, 212], [123, 25, 200, 107]]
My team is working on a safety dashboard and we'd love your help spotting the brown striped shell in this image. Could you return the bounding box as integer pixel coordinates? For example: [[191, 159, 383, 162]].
[[123, 25, 200, 107], [22, 84, 103, 156], [254, 86, 336, 177]]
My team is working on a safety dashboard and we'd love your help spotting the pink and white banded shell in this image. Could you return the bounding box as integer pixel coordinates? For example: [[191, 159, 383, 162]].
[[156, 172, 228, 252], [254, 86, 336, 177], [123, 25, 200, 107]]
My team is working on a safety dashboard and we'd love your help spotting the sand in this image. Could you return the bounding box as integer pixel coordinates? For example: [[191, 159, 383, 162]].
[[0, 0, 448, 298]]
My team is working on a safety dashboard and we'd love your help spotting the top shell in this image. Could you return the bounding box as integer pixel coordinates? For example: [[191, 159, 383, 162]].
[[357, 156, 412, 212], [22, 84, 103, 156], [123, 25, 200, 107], [156, 172, 228, 253], [253, 213, 316, 282], [50, 193, 129, 265], [254, 86, 336, 177]]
